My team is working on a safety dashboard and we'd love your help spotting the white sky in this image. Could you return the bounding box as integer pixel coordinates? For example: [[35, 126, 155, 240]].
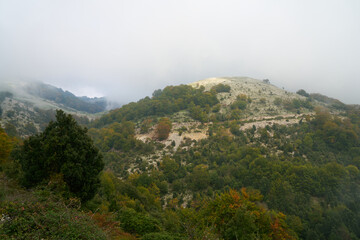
[[0, 0, 359, 103]]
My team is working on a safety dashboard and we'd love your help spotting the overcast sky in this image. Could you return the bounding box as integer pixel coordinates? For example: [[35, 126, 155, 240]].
[[0, 0, 359, 104]]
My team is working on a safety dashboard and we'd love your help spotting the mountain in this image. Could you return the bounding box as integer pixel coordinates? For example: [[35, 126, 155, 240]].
[[91, 76, 352, 171], [95, 76, 343, 131], [18, 81, 107, 113], [84, 77, 360, 239], [0, 80, 108, 137], [2, 76, 360, 239], [92, 76, 350, 175]]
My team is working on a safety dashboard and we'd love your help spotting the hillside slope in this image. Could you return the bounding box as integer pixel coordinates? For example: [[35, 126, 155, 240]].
[[129, 77, 343, 148], [0, 81, 107, 137], [3, 76, 359, 239], [191, 77, 306, 114], [84, 76, 360, 239]]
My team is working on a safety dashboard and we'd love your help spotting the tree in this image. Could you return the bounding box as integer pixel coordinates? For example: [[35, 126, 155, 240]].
[[187, 164, 210, 191], [296, 89, 310, 97], [0, 127, 13, 164], [231, 95, 248, 110], [118, 208, 161, 235], [20, 110, 104, 201], [160, 156, 179, 183], [140, 118, 153, 134], [204, 189, 296, 240], [155, 117, 172, 140], [211, 83, 231, 93]]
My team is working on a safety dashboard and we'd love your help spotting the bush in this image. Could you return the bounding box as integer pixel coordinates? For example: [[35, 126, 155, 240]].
[[274, 98, 282, 106], [231, 100, 247, 110], [118, 208, 161, 235], [296, 89, 310, 97], [0, 199, 108, 239], [142, 232, 183, 240], [211, 84, 231, 93]]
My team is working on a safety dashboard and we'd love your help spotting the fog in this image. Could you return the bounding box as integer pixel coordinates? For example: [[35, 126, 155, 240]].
[[0, 0, 359, 104]]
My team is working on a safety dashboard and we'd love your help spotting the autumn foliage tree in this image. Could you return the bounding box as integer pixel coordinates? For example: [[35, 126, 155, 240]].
[[0, 127, 13, 164], [155, 117, 172, 140], [203, 188, 296, 240]]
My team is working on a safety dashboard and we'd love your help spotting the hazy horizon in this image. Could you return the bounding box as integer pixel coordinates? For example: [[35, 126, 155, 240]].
[[1, 0, 359, 104]]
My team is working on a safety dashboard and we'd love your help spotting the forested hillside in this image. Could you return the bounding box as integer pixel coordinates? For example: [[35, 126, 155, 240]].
[[1, 78, 360, 239], [24, 82, 107, 113], [0, 81, 108, 138]]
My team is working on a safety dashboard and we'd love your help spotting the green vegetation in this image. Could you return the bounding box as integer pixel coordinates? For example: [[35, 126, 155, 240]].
[[86, 98, 360, 239], [0, 83, 106, 138], [0, 196, 108, 239], [94, 84, 219, 127], [25, 82, 106, 113], [0, 91, 13, 103], [310, 93, 347, 110], [2, 82, 360, 239], [0, 127, 13, 164], [0, 171, 128, 239], [283, 98, 313, 112], [231, 96, 248, 110], [155, 118, 172, 140], [296, 89, 310, 98], [19, 110, 104, 202], [273, 98, 313, 112], [200, 189, 295, 239], [210, 83, 231, 93]]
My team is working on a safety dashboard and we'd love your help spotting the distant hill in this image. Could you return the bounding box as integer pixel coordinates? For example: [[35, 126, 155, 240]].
[[95, 76, 345, 128], [189, 77, 345, 115], [23, 82, 107, 113], [0, 80, 108, 137]]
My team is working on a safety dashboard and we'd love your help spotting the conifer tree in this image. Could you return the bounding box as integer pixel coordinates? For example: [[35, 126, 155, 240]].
[[20, 110, 104, 201]]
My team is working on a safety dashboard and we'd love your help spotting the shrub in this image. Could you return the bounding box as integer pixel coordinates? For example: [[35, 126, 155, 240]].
[[142, 232, 183, 240], [296, 89, 310, 97], [273, 98, 282, 106], [231, 100, 247, 110], [211, 84, 231, 93], [0, 199, 108, 239], [118, 208, 161, 235]]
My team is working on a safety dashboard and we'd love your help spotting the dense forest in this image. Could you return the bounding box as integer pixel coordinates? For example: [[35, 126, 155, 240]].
[[1, 82, 360, 239]]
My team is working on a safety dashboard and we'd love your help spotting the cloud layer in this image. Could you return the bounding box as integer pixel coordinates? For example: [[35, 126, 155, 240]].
[[0, 0, 359, 103]]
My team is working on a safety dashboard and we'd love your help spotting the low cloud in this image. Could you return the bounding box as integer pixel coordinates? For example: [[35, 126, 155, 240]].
[[0, 0, 359, 104]]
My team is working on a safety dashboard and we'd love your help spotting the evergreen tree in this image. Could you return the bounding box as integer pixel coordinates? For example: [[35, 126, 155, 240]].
[[20, 110, 104, 201]]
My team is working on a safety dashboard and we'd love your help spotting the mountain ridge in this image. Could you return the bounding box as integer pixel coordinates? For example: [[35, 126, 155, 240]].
[[2, 76, 360, 239], [0, 80, 108, 137]]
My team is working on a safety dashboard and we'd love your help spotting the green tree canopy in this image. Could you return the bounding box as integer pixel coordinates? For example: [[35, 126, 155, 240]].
[[20, 110, 104, 201], [211, 83, 231, 93]]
